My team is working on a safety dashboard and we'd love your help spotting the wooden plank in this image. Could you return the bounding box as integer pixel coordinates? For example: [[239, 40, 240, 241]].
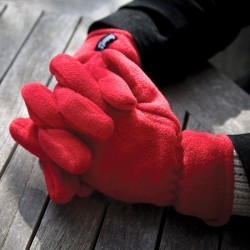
[[0, 0, 131, 17], [164, 64, 250, 134], [95, 202, 163, 250], [29, 195, 107, 250], [159, 207, 221, 249], [0, 147, 47, 249], [0, 12, 80, 249], [0, 12, 79, 175], [0, 3, 42, 82]]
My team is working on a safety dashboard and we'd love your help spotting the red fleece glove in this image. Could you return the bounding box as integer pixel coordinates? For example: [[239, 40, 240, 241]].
[[10, 117, 94, 203], [10, 28, 140, 203], [49, 28, 140, 110], [11, 48, 234, 226]]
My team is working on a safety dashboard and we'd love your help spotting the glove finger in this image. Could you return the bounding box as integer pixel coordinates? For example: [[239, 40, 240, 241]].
[[21, 83, 65, 128], [49, 53, 103, 107], [41, 159, 79, 204], [9, 117, 48, 160], [54, 85, 114, 140], [102, 49, 158, 103], [77, 181, 95, 198], [99, 71, 137, 111], [38, 128, 92, 174]]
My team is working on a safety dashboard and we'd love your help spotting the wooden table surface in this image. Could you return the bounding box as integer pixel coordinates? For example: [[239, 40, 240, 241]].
[[1, 1, 250, 249]]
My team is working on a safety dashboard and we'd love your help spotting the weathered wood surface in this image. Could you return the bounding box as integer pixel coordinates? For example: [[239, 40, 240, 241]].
[[0, 0, 131, 17], [95, 203, 163, 249], [1, 1, 250, 250], [0, 4, 81, 249], [0, 6, 80, 174], [165, 65, 250, 134], [0, 148, 47, 250], [159, 207, 222, 250], [30, 195, 107, 250], [0, 4, 42, 82]]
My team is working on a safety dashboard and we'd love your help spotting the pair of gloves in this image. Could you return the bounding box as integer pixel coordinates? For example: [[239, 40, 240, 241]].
[[10, 28, 234, 226]]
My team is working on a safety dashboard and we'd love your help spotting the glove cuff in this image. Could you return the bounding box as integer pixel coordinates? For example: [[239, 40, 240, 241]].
[[174, 130, 234, 226], [73, 28, 141, 66]]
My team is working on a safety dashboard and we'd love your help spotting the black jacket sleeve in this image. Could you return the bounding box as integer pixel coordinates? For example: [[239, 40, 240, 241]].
[[89, 0, 250, 85]]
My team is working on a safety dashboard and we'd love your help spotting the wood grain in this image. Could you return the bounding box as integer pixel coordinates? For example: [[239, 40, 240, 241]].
[[0, 0, 131, 17], [0, 3, 42, 82], [0, 10, 80, 249], [164, 64, 250, 135], [30, 195, 107, 250], [0, 11, 79, 174], [160, 208, 221, 250], [95, 202, 163, 250], [0, 147, 47, 249]]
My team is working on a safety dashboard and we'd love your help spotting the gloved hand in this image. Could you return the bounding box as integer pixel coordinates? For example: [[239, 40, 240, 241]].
[[10, 48, 234, 226], [10, 28, 140, 203], [49, 28, 140, 109], [10, 116, 94, 203]]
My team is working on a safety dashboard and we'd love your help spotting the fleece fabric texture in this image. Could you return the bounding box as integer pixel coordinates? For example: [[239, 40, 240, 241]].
[[9, 29, 234, 226], [10, 28, 139, 203]]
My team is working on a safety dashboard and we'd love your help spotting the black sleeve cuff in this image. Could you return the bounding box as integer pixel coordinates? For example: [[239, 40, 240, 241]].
[[89, 1, 248, 86]]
